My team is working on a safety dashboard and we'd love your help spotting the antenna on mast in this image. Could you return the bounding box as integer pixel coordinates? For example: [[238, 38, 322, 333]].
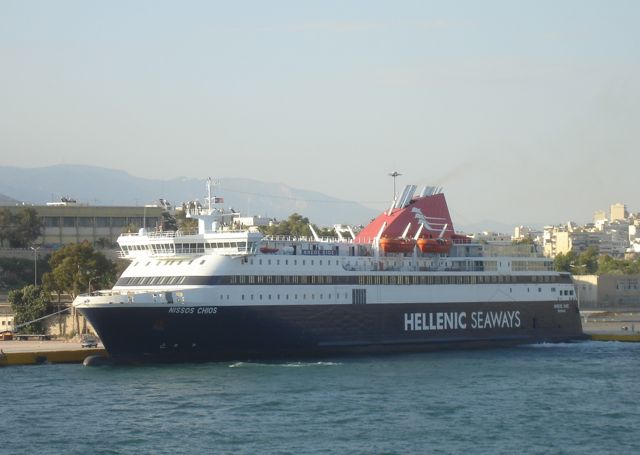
[[206, 177, 212, 212]]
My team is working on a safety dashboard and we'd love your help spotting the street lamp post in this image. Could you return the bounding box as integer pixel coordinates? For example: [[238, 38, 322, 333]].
[[30, 245, 41, 286], [388, 171, 402, 200]]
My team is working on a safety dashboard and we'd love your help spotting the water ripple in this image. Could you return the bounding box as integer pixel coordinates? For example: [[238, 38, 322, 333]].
[[4, 342, 640, 455]]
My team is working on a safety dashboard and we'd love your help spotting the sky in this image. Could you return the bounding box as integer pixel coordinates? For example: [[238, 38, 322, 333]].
[[1, 1, 639, 229]]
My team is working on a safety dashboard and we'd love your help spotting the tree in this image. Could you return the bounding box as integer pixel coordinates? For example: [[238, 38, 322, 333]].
[[15, 208, 42, 247], [0, 208, 12, 247], [160, 210, 178, 231], [576, 246, 599, 274], [179, 217, 198, 233], [259, 213, 315, 237], [554, 251, 577, 272], [0, 207, 42, 248], [9, 285, 51, 334], [42, 242, 117, 299], [0, 257, 50, 290], [174, 209, 198, 233], [597, 255, 640, 275], [316, 226, 335, 238]]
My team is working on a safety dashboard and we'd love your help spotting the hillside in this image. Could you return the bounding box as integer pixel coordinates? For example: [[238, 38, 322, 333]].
[[0, 193, 17, 204], [0, 165, 378, 226]]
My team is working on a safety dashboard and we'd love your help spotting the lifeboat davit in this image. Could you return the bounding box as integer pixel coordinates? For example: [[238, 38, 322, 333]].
[[417, 238, 452, 254], [379, 237, 416, 253]]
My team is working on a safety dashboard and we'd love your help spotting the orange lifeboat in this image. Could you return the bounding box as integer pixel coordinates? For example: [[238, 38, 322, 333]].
[[379, 237, 416, 253], [260, 246, 279, 254], [417, 238, 452, 254]]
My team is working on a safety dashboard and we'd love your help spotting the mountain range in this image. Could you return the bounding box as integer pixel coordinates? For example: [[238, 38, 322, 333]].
[[0, 165, 379, 226]]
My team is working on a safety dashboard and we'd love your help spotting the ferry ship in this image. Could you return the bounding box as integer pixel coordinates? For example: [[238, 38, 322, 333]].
[[74, 181, 584, 363]]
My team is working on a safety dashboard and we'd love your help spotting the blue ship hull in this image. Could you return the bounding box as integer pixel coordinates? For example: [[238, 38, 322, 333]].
[[79, 300, 585, 363]]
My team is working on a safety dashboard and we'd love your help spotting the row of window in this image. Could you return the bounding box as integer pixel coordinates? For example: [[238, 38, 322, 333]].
[[42, 216, 158, 228], [124, 241, 252, 255], [511, 260, 555, 272], [246, 258, 551, 273], [235, 292, 351, 302], [355, 274, 562, 285], [116, 274, 571, 287], [224, 288, 574, 302]]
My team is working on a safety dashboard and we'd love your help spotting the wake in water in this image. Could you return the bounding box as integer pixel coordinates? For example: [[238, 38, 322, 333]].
[[228, 361, 341, 368], [520, 340, 635, 349]]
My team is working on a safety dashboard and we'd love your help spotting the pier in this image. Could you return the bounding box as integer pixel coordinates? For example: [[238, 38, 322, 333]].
[[0, 340, 106, 366], [581, 310, 640, 342]]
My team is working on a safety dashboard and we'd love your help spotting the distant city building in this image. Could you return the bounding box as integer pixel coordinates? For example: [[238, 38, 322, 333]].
[[610, 203, 628, 222], [629, 225, 638, 243], [542, 201, 635, 258], [468, 231, 512, 244], [0, 201, 164, 247], [593, 210, 607, 224], [236, 216, 271, 228], [513, 226, 529, 239], [513, 226, 536, 239], [627, 241, 640, 257], [543, 225, 567, 257]]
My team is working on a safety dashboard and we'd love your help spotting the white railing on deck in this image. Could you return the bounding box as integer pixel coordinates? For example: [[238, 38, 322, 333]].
[[120, 228, 252, 239], [263, 235, 344, 243]]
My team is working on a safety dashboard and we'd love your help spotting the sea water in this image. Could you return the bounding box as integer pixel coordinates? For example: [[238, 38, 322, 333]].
[[3, 341, 640, 455]]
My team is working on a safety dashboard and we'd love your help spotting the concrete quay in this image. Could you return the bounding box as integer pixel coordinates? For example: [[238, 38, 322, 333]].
[[581, 310, 640, 342], [0, 340, 106, 366]]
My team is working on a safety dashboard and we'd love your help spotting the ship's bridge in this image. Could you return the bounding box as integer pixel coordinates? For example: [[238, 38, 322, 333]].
[[118, 229, 263, 259]]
